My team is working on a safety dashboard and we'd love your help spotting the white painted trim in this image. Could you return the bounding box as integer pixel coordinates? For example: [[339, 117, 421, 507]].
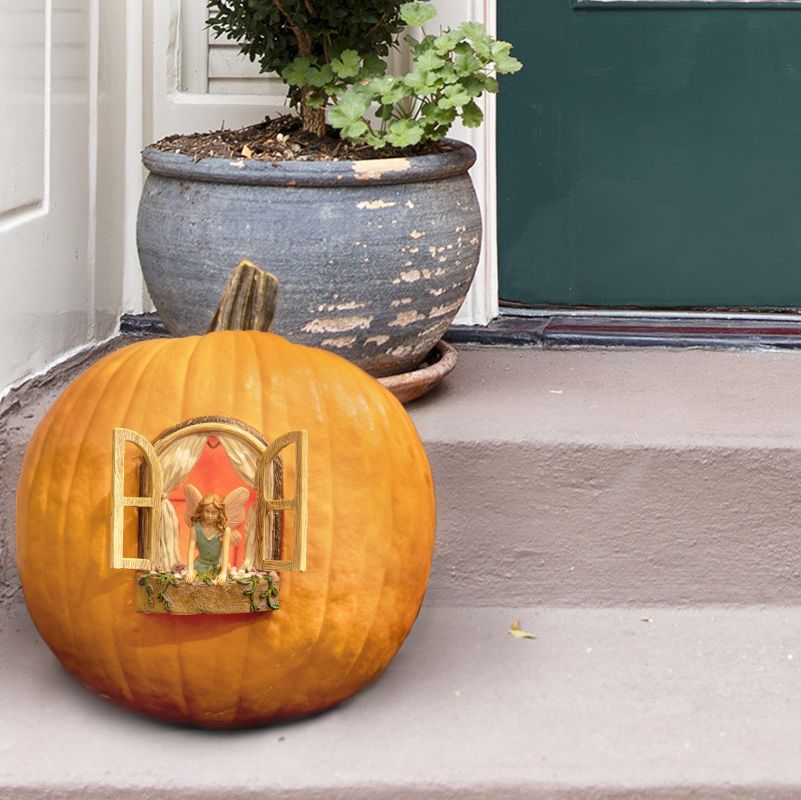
[[452, 0, 498, 326], [179, 0, 209, 94], [123, 0, 146, 314], [87, 0, 99, 338]]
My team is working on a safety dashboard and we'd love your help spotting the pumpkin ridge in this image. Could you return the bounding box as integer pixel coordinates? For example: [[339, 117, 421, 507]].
[[122, 337, 197, 719], [230, 331, 265, 724], [322, 382, 396, 702], [297, 343, 368, 715], [277, 339, 336, 716], [41, 341, 152, 668], [103, 338, 176, 704], [332, 391, 409, 697]]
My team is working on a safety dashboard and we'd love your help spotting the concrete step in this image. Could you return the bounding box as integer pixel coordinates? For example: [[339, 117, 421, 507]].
[[3, 603, 801, 798], [410, 346, 801, 606], [4, 341, 801, 797]]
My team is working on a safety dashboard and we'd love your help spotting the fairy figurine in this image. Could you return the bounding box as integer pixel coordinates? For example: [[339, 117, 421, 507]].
[[183, 485, 248, 585]]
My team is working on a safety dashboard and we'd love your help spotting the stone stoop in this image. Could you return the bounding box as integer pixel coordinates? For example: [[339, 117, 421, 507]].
[[413, 346, 801, 607], [3, 341, 801, 798]]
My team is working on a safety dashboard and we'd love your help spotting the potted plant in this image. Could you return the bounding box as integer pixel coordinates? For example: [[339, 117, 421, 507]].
[[136, 0, 520, 379]]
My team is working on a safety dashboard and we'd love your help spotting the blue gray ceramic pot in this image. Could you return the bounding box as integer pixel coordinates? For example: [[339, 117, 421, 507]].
[[137, 141, 481, 377]]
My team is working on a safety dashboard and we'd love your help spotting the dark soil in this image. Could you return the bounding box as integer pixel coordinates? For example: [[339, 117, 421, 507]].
[[150, 115, 454, 162]]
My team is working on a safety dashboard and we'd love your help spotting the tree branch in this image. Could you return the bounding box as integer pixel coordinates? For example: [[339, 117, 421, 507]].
[[273, 0, 312, 55]]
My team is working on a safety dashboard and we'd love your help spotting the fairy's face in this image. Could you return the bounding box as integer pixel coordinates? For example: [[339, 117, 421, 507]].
[[202, 505, 220, 523]]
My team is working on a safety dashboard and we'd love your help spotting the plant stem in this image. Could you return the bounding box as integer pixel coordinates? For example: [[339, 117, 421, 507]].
[[300, 94, 327, 136]]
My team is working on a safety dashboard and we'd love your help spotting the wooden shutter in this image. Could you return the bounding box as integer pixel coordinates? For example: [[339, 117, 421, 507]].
[[259, 431, 308, 573], [110, 428, 163, 571]]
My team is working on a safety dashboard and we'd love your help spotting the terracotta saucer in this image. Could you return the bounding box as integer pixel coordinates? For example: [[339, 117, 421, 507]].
[[378, 340, 458, 404]]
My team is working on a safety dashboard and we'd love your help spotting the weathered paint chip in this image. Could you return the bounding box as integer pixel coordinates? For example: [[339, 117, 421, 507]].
[[429, 299, 463, 319], [321, 336, 358, 348], [302, 316, 374, 333], [353, 158, 412, 180], [357, 199, 397, 210], [389, 310, 426, 327]]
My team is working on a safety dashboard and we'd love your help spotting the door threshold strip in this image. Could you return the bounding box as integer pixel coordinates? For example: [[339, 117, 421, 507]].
[[444, 313, 801, 350], [120, 311, 801, 351]]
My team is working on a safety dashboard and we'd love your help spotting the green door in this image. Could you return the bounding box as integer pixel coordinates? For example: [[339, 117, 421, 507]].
[[498, 1, 801, 310]]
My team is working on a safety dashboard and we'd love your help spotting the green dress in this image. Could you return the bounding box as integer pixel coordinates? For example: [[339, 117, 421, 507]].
[[193, 522, 222, 575]]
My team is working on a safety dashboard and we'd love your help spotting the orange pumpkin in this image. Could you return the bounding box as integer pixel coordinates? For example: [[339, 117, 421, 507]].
[[16, 331, 435, 728]]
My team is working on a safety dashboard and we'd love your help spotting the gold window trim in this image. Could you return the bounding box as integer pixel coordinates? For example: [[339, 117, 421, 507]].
[[110, 418, 308, 574]]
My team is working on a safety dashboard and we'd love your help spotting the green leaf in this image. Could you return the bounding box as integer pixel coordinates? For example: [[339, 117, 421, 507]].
[[458, 21, 486, 40], [400, 1, 438, 27], [415, 48, 445, 73], [490, 40, 513, 58], [454, 49, 482, 77], [386, 118, 425, 147], [403, 70, 430, 92], [380, 78, 408, 105], [304, 92, 327, 108], [362, 52, 387, 77], [438, 83, 471, 109], [307, 64, 334, 88], [429, 105, 457, 126], [478, 74, 499, 93], [330, 89, 371, 122], [494, 52, 523, 74], [281, 57, 312, 87], [331, 49, 362, 79], [433, 31, 461, 55], [458, 76, 487, 97], [460, 100, 483, 127], [328, 90, 371, 140]]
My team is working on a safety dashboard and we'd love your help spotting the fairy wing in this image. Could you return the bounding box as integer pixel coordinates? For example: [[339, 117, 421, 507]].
[[183, 484, 202, 526], [224, 486, 249, 527]]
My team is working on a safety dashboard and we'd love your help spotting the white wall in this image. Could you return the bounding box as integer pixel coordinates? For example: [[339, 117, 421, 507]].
[[0, 1, 132, 396]]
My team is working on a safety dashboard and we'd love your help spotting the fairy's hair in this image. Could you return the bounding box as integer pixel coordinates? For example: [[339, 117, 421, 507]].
[[191, 493, 228, 533]]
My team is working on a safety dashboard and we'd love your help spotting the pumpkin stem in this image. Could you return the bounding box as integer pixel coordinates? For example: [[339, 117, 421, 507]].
[[208, 260, 279, 333]]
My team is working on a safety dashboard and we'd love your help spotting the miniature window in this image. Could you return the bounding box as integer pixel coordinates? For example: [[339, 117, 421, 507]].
[[111, 417, 307, 576]]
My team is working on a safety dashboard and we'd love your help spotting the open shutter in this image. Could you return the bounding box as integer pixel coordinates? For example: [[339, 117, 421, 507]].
[[259, 430, 308, 573], [111, 428, 163, 571]]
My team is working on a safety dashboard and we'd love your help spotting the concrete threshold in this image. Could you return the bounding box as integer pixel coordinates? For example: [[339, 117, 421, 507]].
[[3, 604, 801, 799]]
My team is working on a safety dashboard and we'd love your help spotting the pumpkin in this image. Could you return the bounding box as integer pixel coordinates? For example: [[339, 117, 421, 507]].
[[16, 330, 435, 728]]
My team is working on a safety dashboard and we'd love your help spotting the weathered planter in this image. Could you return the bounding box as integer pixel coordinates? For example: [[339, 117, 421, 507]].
[[136, 141, 481, 377]]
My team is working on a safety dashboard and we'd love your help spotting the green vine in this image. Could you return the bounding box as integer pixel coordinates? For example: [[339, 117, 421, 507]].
[[137, 572, 180, 612], [138, 570, 280, 614], [237, 573, 281, 613]]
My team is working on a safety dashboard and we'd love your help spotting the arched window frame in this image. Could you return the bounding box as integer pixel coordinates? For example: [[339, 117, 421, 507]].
[[110, 418, 308, 573]]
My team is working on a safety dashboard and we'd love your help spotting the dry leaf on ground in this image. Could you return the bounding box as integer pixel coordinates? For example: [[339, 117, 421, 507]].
[[508, 618, 536, 640]]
